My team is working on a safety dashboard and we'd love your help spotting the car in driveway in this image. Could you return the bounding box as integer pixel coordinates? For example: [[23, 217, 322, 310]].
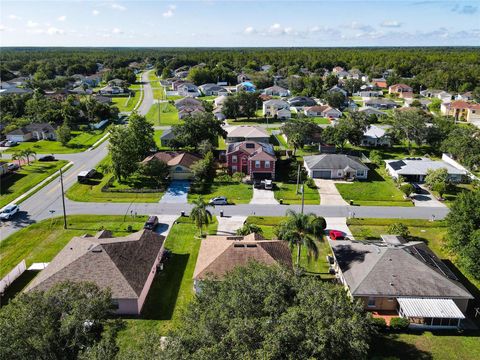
[[209, 196, 228, 205], [39, 155, 56, 162], [144, 215, 159, 230], [4, 141, 18, 147], [7, 163, 19, 171], [329, 230, 346, 240], [411, 183, 423, 194], [0, 204, 19, 220]]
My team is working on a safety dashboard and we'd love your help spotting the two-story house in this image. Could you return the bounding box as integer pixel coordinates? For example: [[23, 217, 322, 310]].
[[226, 141, 276, 180]]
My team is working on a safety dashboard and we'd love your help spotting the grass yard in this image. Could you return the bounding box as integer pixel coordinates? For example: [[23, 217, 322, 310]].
[[0, 215, 147, 279], [146, 102, 181, 126], [116, 216, 218, 353], [112, 91, 141, 113], [311, 117, 331, 125], [336, 167, 413, 206], [245, 216, 333, 277], [5, 130, 106, 154], [0, 160, 68, 208], [431, 183, 474, 207], [217, 136, 226, 150], [188, 181, 253, 204], [274, 183, 320, 205]]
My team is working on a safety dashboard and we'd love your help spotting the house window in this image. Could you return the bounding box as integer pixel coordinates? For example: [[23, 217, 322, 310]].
[[175, 166, 183, 172], [357, 170, 364, 177], [265, 161, 270, 168], [387, 298, 394, 302], [337, 171, 342, 177], [232, 155, 237, 163], [367, 297, 376, 307], [232, 165, 237, 172], [255, 161, 261, 168]]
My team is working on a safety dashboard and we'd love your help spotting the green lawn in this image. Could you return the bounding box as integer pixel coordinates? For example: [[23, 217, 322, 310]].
[[146, 102, 181, 126], [188, 181, 253, 204], [5, 130, 106, 154], [217, 136, 226, 150], [245, 216, 333, 277], [0, 160, 68, 208], [274, 183, 320, 205], [112, 91, 141, 113], [116, 216, 218, 353], [0, 215, 147, 279], [311, 117, 331, 125], [336, 167, 413, 206], [431, 183, 474, 207]]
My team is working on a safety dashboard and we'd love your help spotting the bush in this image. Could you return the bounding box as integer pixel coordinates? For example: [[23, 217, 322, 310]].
[[369, 150, 383, 166], [232, 172, 246, 182], [216, 174, 233, 182], [389, 317, 410, 330], [399, 183, 415, 197], [386, 222, 410, 238], [305, 177, 316, 189], [371, 317, 387, 330]]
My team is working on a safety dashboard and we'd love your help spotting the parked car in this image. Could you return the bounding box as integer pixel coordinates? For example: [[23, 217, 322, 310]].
[[7, 163, 19, 171], [39, 155, 56, 162], [144, 215, 159, 230], [209, 196, 228, 205], [253, 179, 263, 189], [4, 141, 18, 147], [263, 179, 273, 190], [329, 230, 346, 240], [0, 204, 19, 220], [0, 140, 7, 147], [412, 183, 423, 194], [77, 169, 97, 183]]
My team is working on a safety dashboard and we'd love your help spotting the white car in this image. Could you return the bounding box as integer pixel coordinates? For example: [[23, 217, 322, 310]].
[[209, 196, 228, 205], [0, 204, 19, 220]]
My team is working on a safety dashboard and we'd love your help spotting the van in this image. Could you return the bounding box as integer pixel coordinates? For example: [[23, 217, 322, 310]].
[[77, 169, 97, 183], [144, 216, 159, 230]]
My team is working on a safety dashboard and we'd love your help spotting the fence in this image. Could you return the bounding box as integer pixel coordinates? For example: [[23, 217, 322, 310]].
[[442, 153, 479, 181], [0, 260, 26, 295]]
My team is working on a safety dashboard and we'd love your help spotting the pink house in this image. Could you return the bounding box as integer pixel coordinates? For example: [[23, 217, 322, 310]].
[[25, 229, 165, 315], [226, 141, 276, 180]]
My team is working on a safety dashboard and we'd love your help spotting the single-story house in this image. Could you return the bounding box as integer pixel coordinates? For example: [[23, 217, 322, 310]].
[[358, 107, 387, 117], [372, 78, 388, 88], [262, 99, 290, 117], [25, 229, 165, 315], [303, 154, 369, 180], [199, 83, 229, 96], [328, 85, 348, 97], [99, 85, 124, 95], [354, 90, 382, 99], [287, 96, 317, 108], [385, 158, 466, 183], [226, 126, 270, 143], [226, 141, 276, 180], [236, 81, 256, 93], [364, 98, 399, 110], [237, 73, 251, 84], [193, 233, 292, 292], [174, 97, 202, 110], [456, 92, 474, 101], [6, 123, 57, 142], [178, 106, 204, 120], [160, 128, 175, 147], [92, 95, 112, 104], [263, 85, 290, 97], [142, 151, 202, 180], [404, 98, 432, 109], [0, 86, 33, 96], [304, 105, 342, 119], [361, 125, 391, 147], [329, 235, 473, 328], [420, 89, 453, 102], [177, 83, 201, 98], [440, 100, 480, 123], [388, 83, 413, 95]]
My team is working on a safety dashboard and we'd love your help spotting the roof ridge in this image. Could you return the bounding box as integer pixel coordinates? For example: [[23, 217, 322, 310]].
[[196, 243, 234, 279]]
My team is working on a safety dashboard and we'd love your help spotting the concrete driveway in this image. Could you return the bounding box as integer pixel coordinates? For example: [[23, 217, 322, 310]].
[[153, 215, 179, 237], [412, 186, 447, 208], [314, 179, 349, 206], [324, 217, 354, 239], [250, 188, 278, 204], [216, 216, 248, 235], [159, 180, 190, 204]]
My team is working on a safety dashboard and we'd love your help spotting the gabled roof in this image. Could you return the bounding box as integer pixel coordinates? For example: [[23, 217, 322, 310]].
[[329, 239, 472, 299], [143, 151, 202, 169], [227, 126, 269, 139], [26, 230, 165, 299], [227, 141, 276, 161], [7, 123, 56, 136], [304, 154, 368, 171], [193, 234, 292, 280], [174, 97, 202, 107], [385, 158, 466, 176], [363, 125, 388, 139]]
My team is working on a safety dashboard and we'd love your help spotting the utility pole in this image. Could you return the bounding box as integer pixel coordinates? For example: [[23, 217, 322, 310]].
[[158, 100, 160, 125], [301, 184, 305, 214], [59, 168, 67, 229], [296, 164, 301, 194]]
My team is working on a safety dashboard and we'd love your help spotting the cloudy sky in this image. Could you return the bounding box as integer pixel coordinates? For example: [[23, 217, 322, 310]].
[[0, 0, 479, 47]]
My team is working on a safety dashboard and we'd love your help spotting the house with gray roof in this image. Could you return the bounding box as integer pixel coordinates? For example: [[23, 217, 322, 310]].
[[364, 98, 399, 110], [6, 123, 57, 142], [262, 99, 290, 117], [303, 154, 369, 179], [160, 128, 175, 147], [198, 83, 229, 96], [25, 229, 166, 315], [287, 96, 316, 108], [226, 126, 270, 143], [329, 236, 473, 328], [361, 125, 391, 147], [385, 158, 466, 183]]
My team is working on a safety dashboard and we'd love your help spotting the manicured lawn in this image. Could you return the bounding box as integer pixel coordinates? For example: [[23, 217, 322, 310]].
[[0, 215, 147, 279], [188, 181, 253, 204], [245, 216, 333, 277], [217, 136, 226, 150], [146, 102, 181, 126], [112, 91, 141, 113], [153, 130, 171, 150], [0, 160, 68, 208], [274, 183, 320, 205], [116, 216, 218, 353], [431, 183, 474, 207], [5, 130, 106, 154], [336, 167, 413, 207], [311, 117, 331, 125]]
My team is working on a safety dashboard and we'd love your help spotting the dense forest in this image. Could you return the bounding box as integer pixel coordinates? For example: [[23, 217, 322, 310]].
[[1, 47, 480, 92]]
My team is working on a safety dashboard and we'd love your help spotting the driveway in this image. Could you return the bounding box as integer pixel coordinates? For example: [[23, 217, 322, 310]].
[[250, 188, 278, 204], [314, 179, 349, 206], [159, 180, 190, 204], [216, 215, 247, 235], [412, 186, 447, 208], [152, 214, 179, 237], [324, 217, 354, 239]]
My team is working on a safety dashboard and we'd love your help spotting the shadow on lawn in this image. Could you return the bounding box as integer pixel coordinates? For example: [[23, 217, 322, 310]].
[[370, 333, 433, 360], [141, 253, 190, 320], [0, 270, 39, 307]]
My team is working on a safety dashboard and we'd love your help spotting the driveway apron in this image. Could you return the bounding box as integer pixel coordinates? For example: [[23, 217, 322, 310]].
[[159, 180, 190, 204]]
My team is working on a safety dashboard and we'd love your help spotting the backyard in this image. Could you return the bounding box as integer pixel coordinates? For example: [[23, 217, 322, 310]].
[[0, 160, 68, 208]]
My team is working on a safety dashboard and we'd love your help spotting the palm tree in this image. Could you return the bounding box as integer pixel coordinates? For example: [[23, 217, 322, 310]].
[[236, 223, 263, 236], [275, 209, 326, 267], [190, 197, 213, 237], [22, 149, 37, 165], [11, 150, 25, 168]]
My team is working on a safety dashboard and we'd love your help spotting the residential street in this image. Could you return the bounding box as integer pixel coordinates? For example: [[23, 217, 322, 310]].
[[136, 70, 154, 116]]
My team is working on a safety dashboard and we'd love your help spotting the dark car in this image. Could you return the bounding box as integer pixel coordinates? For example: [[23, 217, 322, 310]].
[[39, 155, 56, 162], [144, 215, 159, 230]]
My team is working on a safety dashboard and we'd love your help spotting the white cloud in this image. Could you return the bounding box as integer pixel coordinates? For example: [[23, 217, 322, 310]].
[[381, 20, 402, 28], [112, 28, 123, 34], [350, 21, 374, 32], [8, 14, 21, 20], [92, 10, 100, 16], [111, 3, 126, 11], [244, 26, 255, 34], [27, 20, 39, 28], [163, 5, 176, 18], [0, 24, 5, 32], [46, 27, 65, 35], [57, 15, 66, 22]]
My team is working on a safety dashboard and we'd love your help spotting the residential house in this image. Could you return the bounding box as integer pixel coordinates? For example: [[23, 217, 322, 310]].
[[142, 152, 202, 180], [361, 125, 391, 147], [358, 107, 387, 118], [440, 100, 480, 122], [355, 90, 382, 99], [372, 78, 388, 88], [275, 108, 292, 120], [236, 81, 256, 93], [398, 91, 414, 99], [364, 98, 399, 110], [388, 84, 413, 95], [303, 105, 342, 119], [385, 158, 466, 182], [174, 97, 203, 110], [6, 123, 57, 142], [261, 64, 272, 72], [0, 86, 32, 96], [178, 106, 204, 120], [303, 154, 369, 179], [328, 85, 348, 97], [159, 128, 175, 147], [226, 126, 270, 143], [172, 79, 188, 91], [193, 233, 292, 293], [332, 66, 345, 74], [85, 74, 102, 87], [329, 235, 473, 328], [199, 83, 229, 96], [177, 83, 201, 98], [92, 95, 112, 104], [404, 98, 432, 109], [262, 99, 290, 117], [0, 161, 8, 177], [456, 92, 474, 101], [25, 229, 166, 315], [99, 85, 124, 95], [287, 96, 316, 108], [420, 89, 453, 102], [226, 141, 276, 180], [263, 85, 290, 97], [237, 73, 251, 84]]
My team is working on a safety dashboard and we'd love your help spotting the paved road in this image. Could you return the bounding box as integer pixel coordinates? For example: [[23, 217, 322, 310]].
[[136, 70, 154, 116]]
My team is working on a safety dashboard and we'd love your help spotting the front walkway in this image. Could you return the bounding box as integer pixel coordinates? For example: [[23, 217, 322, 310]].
[[250, 188, 278, 204], [216, 215, 247, 235], [159, 180, 190, 204], [314, 179, 349, 206]]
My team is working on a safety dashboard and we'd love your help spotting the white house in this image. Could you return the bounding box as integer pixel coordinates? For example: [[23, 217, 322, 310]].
[[177, 83, 200, 97], [304, 105, 342, 119], [6, 123, 57, 142], [262, 99, 290, 117], [385, 158, 466, 183], [361, 125, 391, 147], [303, 154, 369, 180]]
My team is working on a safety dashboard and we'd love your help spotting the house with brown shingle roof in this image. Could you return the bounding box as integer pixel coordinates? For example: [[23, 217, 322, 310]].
[[388, 83, 413, 95], [226, 141, 276, 180], [440, 100, 480, 123], [142, 151, 202, 180], [193, 233, 292, 292], [25, 229, 165, 315]]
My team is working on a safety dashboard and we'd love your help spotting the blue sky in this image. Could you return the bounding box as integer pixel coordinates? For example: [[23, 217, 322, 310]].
[[0, 1, 479, 47]]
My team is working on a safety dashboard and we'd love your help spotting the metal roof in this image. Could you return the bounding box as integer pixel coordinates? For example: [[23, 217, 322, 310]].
[[398, 298, 465, 319]]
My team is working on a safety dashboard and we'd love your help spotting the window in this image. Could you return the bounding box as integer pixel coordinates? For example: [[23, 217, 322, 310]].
[[367, 297, 376, 307], [232, 165, 237, 172], [357, 170, 364, 177], [255, 161, 261, 168], [338, 171, 342, 177], [232, 155, 237, 163], [175, 166, 183, 172], [265, 161, 270, 168]]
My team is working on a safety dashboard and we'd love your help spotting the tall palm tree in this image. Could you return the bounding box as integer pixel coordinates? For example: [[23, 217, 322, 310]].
[[236, 223, 263, 236], [190, 197, 213, 237], [275, 209, 326, 267], [22, 149, 37, 165], [11, 150, 24, 168]]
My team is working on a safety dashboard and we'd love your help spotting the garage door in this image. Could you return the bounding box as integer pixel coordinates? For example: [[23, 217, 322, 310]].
[[312, 170, 331, 179]]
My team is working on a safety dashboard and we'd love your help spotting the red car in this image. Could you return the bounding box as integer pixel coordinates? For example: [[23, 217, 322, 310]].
[[329, 230, 345, 240]]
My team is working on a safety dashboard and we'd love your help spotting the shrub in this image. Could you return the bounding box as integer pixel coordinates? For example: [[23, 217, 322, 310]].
[[386, 222, 410, 238], [232, 172, 246, 182], [216, 174, 233, 182], [305, 177, 316, 189], [369, 150, 383, 166], [399, 183, 415, 197], [389, 317, 410, 330], [371, 317, 387, 330]]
